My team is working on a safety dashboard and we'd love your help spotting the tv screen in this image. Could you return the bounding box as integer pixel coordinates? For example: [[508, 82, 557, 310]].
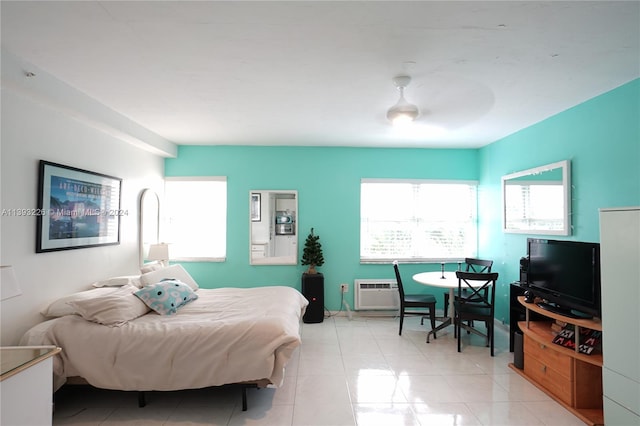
[[526, 238, 601, 318]]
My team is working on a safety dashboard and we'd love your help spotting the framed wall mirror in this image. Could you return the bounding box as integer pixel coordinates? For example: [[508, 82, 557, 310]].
[[249, 190, 298, 265], [502, 160, 571, 235]]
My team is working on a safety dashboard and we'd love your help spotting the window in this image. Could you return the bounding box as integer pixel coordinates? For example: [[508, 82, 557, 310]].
[[360, 179, 477, 263], [163, 177, 226, 261]]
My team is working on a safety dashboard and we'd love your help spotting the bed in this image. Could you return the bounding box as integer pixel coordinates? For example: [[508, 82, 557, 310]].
[[20, 281, 308, 410]]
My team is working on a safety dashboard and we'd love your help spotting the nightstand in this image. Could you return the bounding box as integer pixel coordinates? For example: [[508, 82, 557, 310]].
[[1, 345, 61, 426]]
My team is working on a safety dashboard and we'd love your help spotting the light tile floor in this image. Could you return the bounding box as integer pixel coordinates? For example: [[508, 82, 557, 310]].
[[52, 315, 586, 425]]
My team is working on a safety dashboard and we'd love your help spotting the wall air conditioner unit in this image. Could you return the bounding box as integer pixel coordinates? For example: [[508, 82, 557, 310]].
[[354, 279, 400, 310]]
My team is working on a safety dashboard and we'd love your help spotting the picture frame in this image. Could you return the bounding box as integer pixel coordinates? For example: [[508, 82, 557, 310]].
[[36, 160, 123, 253], [251, 192, 261, 222]]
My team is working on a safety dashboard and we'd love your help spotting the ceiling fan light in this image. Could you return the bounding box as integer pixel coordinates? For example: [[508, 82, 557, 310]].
[[389, 111, 417, 126], [387, 97, 420, 124], [387, 76, 419, 125]]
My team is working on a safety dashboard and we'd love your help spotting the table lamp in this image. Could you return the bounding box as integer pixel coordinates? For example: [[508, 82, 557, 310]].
[[148, 243, 170, 267]]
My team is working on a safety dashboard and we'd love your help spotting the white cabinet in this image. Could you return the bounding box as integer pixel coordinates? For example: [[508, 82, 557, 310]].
[[275, 235, 297, 257], [1, 346, 61, 426], [251, 243, 267, 259], [599, 207, 640, 425]]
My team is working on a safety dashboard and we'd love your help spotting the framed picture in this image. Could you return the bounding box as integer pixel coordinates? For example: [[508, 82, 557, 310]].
[[36, 160, 123, 253], [251, 193, 261, 222]]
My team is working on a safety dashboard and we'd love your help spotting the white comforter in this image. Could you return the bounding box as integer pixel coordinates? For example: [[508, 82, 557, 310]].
[[21, 286, 308, 391]]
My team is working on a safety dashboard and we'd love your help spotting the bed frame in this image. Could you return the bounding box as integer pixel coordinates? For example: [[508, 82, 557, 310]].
[[67, 376, 272, 411]]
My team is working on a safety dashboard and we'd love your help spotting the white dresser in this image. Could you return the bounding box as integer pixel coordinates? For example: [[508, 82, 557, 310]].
[[1, 346, 61, 426], [599, 207, 640, 425]]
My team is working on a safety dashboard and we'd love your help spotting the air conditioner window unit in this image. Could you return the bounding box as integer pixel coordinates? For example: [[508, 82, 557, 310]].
[[354, 279, 400, 310]]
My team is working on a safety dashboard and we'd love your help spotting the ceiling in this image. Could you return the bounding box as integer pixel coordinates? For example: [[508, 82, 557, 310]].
[[1, 1, 638, 149]]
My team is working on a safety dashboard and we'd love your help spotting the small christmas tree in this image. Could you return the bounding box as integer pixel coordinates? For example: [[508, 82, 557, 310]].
[[301, 227, 324, 274]]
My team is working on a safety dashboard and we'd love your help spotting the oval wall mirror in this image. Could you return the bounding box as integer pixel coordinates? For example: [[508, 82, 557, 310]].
[[249, 190, 298, 265], [502, 160, 571, 235]]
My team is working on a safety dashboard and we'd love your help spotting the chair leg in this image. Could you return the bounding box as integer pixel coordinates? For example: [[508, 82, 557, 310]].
[[453, 317, 457, 338], [398, 309, 404, 336], [490, 323, 494, 357], [426, 304, 437, 343], [485, 321, 490, 346], [429, 306, 436, 338], [443, 293, 449, 317], [456, 316, 461, 353]]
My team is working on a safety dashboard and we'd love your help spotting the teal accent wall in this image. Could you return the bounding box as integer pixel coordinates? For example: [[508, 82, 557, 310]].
[[165, 78, 639, 322], [165, 147, 479, 312], [480, 78, 640, 323]]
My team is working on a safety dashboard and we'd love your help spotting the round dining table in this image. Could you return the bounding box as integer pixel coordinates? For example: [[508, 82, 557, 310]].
[[412, 271, 460, 341]]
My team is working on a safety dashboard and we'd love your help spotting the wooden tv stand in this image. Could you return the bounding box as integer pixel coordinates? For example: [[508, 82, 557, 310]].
[[509, 296, 603, 426]]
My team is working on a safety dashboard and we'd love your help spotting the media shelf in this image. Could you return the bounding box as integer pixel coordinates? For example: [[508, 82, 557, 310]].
[[509, 296, 603, 426], [535, 301, 595, 319]]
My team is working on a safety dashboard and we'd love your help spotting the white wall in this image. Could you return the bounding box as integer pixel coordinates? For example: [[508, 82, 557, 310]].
[[0, 57, 167, 345]]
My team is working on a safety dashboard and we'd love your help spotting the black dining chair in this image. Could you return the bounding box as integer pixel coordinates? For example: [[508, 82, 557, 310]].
[[443, 258, 494, 318], [454, 271, 499, 356], [393, 261, 438, 339]]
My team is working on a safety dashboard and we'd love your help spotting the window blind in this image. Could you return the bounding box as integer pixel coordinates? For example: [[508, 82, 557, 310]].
[[504, 183, 564, 230], [360, 179, 477, 263], [163, 177, 227, 261]]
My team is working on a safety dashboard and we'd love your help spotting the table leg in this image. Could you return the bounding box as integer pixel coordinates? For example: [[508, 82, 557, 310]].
[[426, 288, 456, 343]]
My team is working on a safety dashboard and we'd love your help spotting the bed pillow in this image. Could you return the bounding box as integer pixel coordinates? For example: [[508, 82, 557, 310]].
[[140, 261, 164, 274], [140, 264, 199, 291], [91, 275, 141, 288], [134, 280, 198, 315], [41, 287, 121, 318], [68, 285, 150, 327]]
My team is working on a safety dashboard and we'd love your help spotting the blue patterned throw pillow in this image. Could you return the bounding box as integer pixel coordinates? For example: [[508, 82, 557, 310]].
[[134, 279, 198, 315]]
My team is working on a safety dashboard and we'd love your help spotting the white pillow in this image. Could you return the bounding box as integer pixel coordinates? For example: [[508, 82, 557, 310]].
[[140, 262, 164, 274], [69, 285, 150, 327], [92, 275, 141, 288], [41, 287, 120, 318], [140, 264, 199, 291]]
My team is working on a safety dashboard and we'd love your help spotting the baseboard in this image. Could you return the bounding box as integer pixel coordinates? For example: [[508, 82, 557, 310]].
[[326, 311, 510, 330], [328, 310, 397, 318], [494, 318, 509, 332]]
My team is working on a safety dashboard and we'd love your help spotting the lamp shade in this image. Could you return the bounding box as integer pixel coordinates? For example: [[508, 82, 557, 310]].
[[148, 243, 170, 263], [1, 265, 23, 301]]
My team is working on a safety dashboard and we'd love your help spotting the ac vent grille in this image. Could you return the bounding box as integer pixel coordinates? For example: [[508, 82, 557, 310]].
[[359, 283, 394, 289], [354, 279, 399, 310]]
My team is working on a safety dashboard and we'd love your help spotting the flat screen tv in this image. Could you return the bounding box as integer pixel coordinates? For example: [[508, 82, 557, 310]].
[[526, 238, 601, 319]]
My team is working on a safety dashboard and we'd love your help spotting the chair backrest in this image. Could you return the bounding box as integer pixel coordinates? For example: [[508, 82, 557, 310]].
[[392, 261, 406, 302], [455, 271, 498, 310], [464, 258, 493, 273]]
